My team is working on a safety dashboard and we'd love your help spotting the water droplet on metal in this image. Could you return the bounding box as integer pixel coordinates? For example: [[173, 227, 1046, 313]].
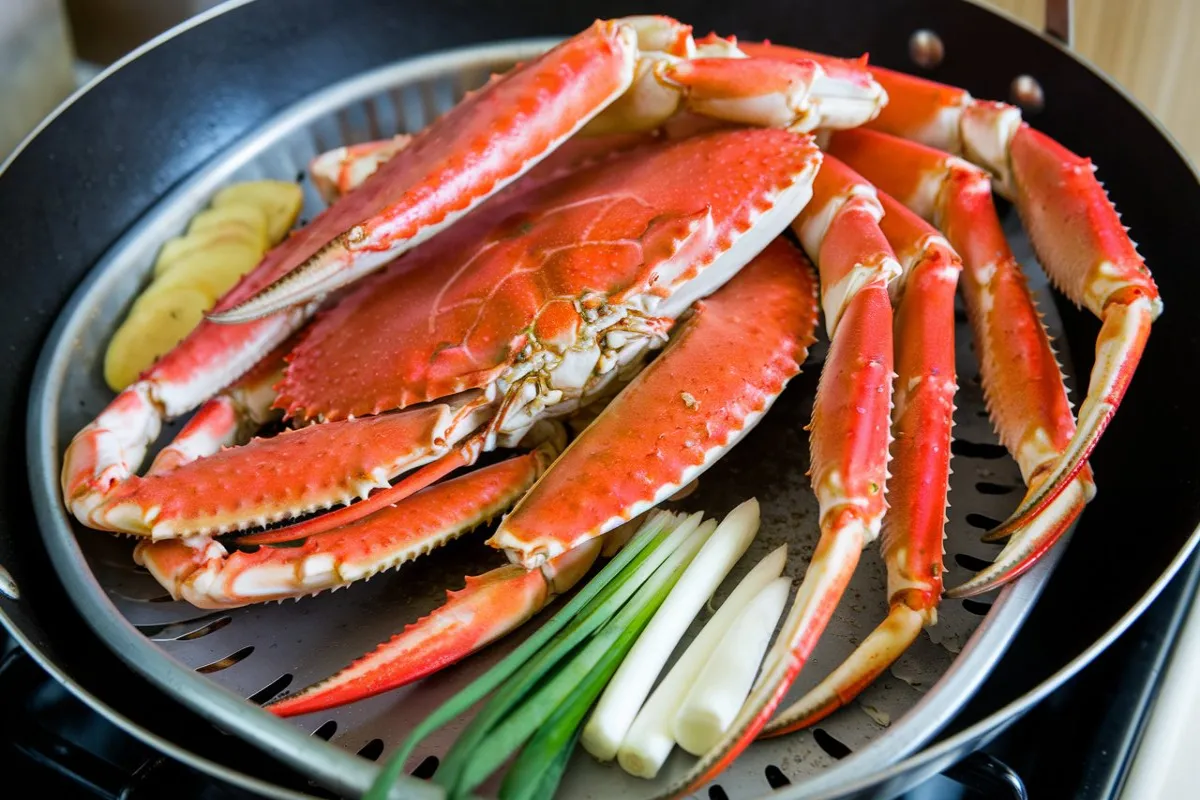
[[1011, 75, 1045, 112], [908, 30, 945, 69]]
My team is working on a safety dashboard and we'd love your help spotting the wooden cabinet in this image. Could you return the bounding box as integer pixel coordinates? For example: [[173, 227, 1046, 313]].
[[981, 0, 1200, 160]]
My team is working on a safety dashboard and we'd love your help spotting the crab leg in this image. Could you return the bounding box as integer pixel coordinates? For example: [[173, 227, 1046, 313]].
[[211, 17, 883, 324], [853, 65, 1161, 540], [135, 447, 550, 609], [62, 309, 309, 527], [828, 128, 1092, 596], [145, 343, 288, 476], [82, 393, 490, 539], [745, 41, 1160, 542], [733, 156, 899, 720], [765, 191, 960, 734], [267, 535, 602, 717], [657, 162, 898, 794], [489, 237, 819, 568]]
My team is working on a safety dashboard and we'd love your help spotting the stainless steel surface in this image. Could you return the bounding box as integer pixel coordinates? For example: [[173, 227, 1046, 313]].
[[31, 38, 1076, 800]]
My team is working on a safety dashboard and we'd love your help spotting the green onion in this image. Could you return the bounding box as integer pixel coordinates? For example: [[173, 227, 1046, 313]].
[[498, 618, 631, 800], [582, 499, 761, 762], [616, 543, 788, 778], [673, 576, 792, 754], [363, 510, 680, 800], [443, 515, 714, 798]]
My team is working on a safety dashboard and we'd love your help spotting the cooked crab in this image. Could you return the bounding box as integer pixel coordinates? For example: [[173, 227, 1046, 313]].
[[60, 15, 1159, 792]]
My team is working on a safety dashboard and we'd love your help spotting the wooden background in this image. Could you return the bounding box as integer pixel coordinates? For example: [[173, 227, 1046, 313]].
[[980, 0, 1199, 160]]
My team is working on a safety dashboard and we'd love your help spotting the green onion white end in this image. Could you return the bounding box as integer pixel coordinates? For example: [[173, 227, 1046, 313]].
[[615, 543, 788, 779], [673, 576, 792, 755], [581, 498, 761, 762]]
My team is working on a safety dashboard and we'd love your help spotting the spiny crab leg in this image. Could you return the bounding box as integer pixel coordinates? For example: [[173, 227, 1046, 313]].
[[746, 41, 1161, 545], [231, 433, 485, 546], [489, 236, 819, 568], [856, 59, 1162, 543], [136, 447, 551, 609], [144, 342, 288, 476], [209, 16, 883, 325], [655, 164, 896, 796], [765, 190, 961, 734], [828, 128, 1092, 597], [79, 392, 490, 540], [267, 535, 603, 718], [62, 311, 309, 527], [763, 155, 899, 714]]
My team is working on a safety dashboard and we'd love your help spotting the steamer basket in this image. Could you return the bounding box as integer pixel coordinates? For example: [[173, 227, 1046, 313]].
[[30, 40, 1070, 800]]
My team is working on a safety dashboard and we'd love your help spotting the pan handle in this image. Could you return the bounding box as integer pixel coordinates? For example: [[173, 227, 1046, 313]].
[[1044, 0, 1073, 47]]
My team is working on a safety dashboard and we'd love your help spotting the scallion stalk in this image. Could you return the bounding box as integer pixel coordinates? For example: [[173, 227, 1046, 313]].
[[673, 576, 792, 754], [582, 498, 762, 762], [363, 510, 680, 800], [445, 515, 715, 798], [615, 543, 788, 778]]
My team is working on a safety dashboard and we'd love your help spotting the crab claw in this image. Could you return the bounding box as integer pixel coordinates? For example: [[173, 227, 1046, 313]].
[[489, 237, 820, 568], [267, 535, 602, 717], [207, 21, 643, 324], [87, 398, 489, 539]]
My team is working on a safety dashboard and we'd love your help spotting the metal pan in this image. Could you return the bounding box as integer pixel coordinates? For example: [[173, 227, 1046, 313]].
[[3, 1, 1199, 798]]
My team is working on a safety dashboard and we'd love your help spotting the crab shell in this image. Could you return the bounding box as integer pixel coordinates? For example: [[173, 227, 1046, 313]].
[[276, 127, 821, 449]]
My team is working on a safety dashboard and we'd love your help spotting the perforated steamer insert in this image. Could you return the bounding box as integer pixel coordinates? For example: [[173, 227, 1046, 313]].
[[30, 40, 1074, 800]]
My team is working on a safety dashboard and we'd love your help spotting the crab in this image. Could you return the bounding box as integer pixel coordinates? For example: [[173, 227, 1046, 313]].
[[60, 15, 1160, 792]]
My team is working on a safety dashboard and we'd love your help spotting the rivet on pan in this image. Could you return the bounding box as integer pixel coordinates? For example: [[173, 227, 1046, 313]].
[[908, 30, 945, 70], [0, 564, 18, 600], [1011, 75, 1045, 112]]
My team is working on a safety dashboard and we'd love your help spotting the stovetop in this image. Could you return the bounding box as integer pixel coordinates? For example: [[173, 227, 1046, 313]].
[[5, 547, 1197, 800]]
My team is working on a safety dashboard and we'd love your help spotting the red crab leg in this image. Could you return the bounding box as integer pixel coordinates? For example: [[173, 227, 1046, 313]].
[[852, 66, 1160, 541], [828, 128, 1092, 596], [765, 191, 960, 734], [84, 395, 490, 539], [657, 162, 898, 795], [744, 41, 1160, 545], [144, 344, 288, 476], [231, 435, 483, 546], [309, 129, 666, 205], [982, 127, 1159, 542], [267, 535, 602, 717], [489, 237, 819, 568], [135, 448, 549, 609], [62, 309, 309, 528]]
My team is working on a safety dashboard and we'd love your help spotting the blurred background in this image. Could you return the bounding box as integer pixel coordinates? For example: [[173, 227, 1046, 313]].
[[3, 0, 1198, 160]]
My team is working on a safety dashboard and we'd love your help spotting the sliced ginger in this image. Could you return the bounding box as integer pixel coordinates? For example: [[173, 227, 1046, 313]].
[[104, 178, 307, 391], [103, 288, 211, 391], [189, 203, 269, 251], [212, 180, 304, 244]]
